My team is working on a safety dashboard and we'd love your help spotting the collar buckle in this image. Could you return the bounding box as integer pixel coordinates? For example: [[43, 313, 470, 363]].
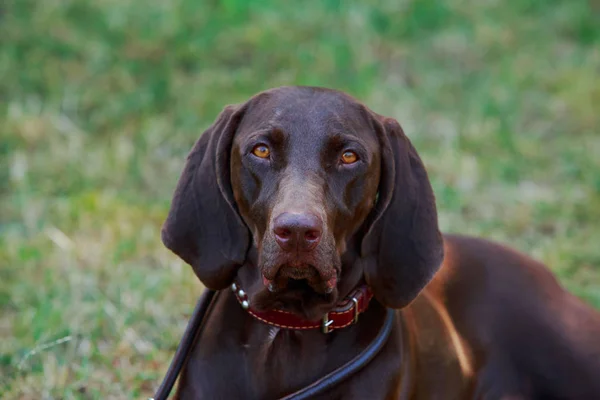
[[351, 297, 360, 324], [322, 313, 333, 334]]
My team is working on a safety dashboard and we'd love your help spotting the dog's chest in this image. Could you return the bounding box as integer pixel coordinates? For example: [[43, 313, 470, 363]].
[[243, 326, 339, 398]]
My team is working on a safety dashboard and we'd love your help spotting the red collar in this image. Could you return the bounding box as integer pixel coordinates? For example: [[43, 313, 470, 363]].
[[231, 282, 373, 333]]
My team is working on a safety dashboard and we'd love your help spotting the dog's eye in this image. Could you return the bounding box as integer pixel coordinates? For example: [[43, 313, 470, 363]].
[[252, 144, 270, 159], [341, 150, 358, 164]]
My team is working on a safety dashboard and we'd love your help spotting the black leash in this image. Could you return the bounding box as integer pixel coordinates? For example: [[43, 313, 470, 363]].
[[151, 289, 217, 400], [151, 290, 394, 400], [280, 308, 395, 400]]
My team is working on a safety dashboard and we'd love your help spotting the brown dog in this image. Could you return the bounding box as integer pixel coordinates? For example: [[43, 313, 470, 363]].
[[162, 86, 600, 399]]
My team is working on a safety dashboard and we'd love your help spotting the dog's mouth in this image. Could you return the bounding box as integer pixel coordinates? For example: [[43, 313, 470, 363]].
[[254, 276, 338, 320], [263, 264, 337, 295], [251, 263, 339, 319], [284, 278, 317, 293]]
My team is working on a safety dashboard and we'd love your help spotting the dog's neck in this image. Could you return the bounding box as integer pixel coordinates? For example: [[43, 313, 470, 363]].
[[214, 285, 393, 399]]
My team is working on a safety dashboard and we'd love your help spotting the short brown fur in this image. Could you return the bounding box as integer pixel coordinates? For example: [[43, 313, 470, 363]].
[[162, 86, 600, 399]]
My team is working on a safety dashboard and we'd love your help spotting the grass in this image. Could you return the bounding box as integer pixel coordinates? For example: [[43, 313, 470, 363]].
[[1, 0, 599, 398]]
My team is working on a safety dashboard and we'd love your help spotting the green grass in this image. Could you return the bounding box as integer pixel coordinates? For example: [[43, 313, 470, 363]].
[[1, 0, 599, 397]]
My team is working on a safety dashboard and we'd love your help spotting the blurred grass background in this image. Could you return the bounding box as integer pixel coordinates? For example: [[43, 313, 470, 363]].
[[1, 0, 599, 398]]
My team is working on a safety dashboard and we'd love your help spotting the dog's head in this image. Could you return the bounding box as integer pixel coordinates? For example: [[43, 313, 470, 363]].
[[162, 87, 443, 320]]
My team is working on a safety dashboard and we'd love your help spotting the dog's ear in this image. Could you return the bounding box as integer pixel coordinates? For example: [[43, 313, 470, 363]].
[[161, 105, 249, 290], [361, 116, 444, 309]]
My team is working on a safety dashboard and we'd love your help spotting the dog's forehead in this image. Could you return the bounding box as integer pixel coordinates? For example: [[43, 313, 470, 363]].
[[238, 87, 375, 139]]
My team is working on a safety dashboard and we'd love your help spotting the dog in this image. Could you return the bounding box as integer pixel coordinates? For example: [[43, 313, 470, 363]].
[[161, 86, 600, 399]]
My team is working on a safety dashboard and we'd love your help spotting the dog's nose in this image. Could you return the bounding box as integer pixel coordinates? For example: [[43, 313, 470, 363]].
[[273, 212, 322, 252]]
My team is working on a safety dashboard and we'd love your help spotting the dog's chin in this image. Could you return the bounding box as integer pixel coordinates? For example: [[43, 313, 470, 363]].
[[251, 278, 339, 321]]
